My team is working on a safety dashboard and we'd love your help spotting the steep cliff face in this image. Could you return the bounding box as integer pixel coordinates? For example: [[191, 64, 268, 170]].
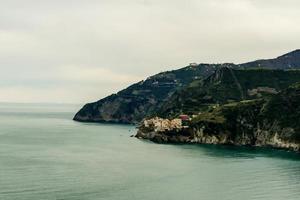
[[73, 64, 222, 123], [136, 85, 300, 152]]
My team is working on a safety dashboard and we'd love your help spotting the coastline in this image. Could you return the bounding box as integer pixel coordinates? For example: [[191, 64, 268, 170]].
[[135, 128, 300, 153], [135, 114, 300, 153]]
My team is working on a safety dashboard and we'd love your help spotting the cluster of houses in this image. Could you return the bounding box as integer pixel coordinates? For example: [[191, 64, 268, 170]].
[[142, 115, 192, 132]]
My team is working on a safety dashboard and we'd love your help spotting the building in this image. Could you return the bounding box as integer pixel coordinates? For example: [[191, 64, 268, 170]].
[[179, 115, 190, 121], [189, 63, 198, 67]]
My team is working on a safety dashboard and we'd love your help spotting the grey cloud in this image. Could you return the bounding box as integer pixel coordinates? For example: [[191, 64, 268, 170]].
[[0, 0, 299, 103]]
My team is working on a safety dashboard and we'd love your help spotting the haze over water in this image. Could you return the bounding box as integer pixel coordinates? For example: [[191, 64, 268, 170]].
[[0, 103, 299, 200]]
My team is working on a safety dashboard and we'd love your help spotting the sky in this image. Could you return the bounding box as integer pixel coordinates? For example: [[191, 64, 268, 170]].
[[0, 0, 300, 104]]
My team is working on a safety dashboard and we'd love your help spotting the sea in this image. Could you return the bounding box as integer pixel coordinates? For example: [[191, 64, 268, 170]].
[[0, 103, 299, 200]]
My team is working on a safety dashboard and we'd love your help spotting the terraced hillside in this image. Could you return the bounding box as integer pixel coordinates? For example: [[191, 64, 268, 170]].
[[158, 68, 300, 118]]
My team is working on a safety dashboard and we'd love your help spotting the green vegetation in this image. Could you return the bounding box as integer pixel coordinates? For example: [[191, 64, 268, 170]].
[[74, 64, 223, 123], [74, 50, 300, 125], [189, 84, 300, 143], [259, 84, 300, 142], [158, 68, 300, 118]]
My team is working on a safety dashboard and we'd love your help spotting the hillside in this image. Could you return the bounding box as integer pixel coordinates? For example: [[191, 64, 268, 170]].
[[157, 67, 300, 118], [240, 49, 300, 69], [136, 84, 300, 152], [74, 50, 300, 124], [73, 64, 226, 123], [191, 83, 300, 146]]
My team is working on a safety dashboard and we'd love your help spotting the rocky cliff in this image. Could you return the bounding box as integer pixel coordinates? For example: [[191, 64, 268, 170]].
[[136, 84, 300, 152]]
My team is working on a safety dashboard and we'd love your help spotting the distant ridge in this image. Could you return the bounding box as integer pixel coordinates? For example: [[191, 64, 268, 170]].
[[240, 49, 300, 69]]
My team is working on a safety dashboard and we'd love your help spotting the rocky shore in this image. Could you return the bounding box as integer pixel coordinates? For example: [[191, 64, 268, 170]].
[[136, 121, 300, 152]]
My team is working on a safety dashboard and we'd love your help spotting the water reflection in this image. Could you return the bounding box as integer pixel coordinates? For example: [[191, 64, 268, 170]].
[[171, 143, 300, 161]]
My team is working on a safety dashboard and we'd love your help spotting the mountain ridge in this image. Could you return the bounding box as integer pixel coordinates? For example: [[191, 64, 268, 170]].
[[74, 64, 225, 123], [74, 50, 300, 124], [240, 49, 300, 69]]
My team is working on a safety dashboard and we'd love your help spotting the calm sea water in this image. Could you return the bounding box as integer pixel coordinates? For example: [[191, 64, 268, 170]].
[[0, 103, 299, 200]]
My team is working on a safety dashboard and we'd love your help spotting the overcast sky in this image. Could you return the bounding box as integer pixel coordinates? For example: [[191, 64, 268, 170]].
[[0, 0, 299, 104]]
